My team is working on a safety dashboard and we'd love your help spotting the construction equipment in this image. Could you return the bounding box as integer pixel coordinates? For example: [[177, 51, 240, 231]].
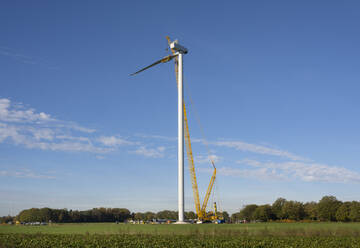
[[130, 37, 222, 223], [131, 38, 188, 223], [166, 36, 222, 223]]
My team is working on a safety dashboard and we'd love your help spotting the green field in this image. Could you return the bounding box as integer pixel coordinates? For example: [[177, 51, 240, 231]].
[[1, 222, 360, 247], [2, 222, 360, 235]]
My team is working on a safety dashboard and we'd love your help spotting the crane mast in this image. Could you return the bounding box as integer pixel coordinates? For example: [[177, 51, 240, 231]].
[[201, 166, 216, 214], [184, 106, 202, 218]]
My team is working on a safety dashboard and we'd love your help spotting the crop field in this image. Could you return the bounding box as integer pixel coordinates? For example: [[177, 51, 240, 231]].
[[1, 222, 360, 247]]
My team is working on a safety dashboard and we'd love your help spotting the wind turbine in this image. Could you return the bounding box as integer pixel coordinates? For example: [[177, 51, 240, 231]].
[[131, 39, 188, 223]]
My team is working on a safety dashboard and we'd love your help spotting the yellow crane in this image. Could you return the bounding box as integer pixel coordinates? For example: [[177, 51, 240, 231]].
[[166, 36, 220, 223]]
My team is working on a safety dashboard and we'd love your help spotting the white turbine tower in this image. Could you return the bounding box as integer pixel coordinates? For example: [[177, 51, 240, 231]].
[[131, 39, 188, 223]]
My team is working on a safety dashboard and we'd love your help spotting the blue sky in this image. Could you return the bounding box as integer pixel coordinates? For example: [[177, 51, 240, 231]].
[[1, 0, 360, 216]]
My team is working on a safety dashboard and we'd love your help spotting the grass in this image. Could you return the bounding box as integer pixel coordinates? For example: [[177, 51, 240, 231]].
[[2, 223, 360, 247], [1, 222, 360, 236], [2, 233, 360, 248]]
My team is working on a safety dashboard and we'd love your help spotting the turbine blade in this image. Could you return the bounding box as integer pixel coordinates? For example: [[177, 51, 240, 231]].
[[130, 59, 162, 76], [130, 54, 177, 76], [166, 36, 176, 55]]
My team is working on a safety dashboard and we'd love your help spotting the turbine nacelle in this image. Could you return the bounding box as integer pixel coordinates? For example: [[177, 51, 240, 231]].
[[130, 39, 188, 76], [170, 40, 188, 54]]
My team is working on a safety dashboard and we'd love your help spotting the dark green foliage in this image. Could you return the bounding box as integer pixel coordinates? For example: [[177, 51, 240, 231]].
[[272, 198, 286, 219], [317, 196, 342, 221], [252, 205, 274, 222], [12, 195, 360, 224], [220, 211, 230, 223], [281, 201, 305, 221], [350, 202, 360, 222], [336, 202, 351, 222], [0, 216, 14, 224], [231, 196, 360, 223], [304, 202, 317, 220], [185, 211, 195, 220], [15, 208, 196, 223], [1, 233, 360, 248], [236, 204, 258, 221], [18, 207, 131, 223], [155, 210, 177, 220], [143, 212, 156, 221]]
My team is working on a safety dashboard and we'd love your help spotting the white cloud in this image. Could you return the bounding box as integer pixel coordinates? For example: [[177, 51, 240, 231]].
[[234, 159, 360, 183], [137, 133, 308, 162], [0, 46, 59, 69], [0, 98, 56, 123], [39, 141, 112, 153], [0, 123, 109, 153], [0, 98, 94, 132], [0, 168, 55, 179], [0, 98, 126, 154], [63, 122, 95, 133], [131, 146, 166, 158], [194, 154, 221, 164], [213, 140, 307, 161], [39, 112, 51, 120], [29, 128, 54, 141], [0, 123, 26, 144], [55, 135, 89, 142], [213, 167, 286, 181], [135, 133, 177, 141], [98, 136, 132, 146]]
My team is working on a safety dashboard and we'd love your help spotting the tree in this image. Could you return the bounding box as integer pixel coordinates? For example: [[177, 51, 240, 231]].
[[185, 211, 196, 220], [336, 202, 351, 222], [156, 210, 177, 220], [239, 204, 258, 221], [1, 215, 15, 224], [40, 208, 52, 222], [221, 211, 230, 223], [230, 212, 242, 223], [304, 202, 318, 220], [317, 196, 342, 221], [69, 210, 82, 222], [58, 209, 70, 222], [252, 205, 273, 222], [143, 212, 156, 221], [18, 208, 42, 222], [18, 209, 30, 222], [272, 198, 286, 220], [282, 201, 305, 221], [134, 212, 144, 221], [349, 201, 360, 222], [112, 208, 131, 222]]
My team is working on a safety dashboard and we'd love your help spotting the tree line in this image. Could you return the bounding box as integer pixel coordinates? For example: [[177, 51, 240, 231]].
[[132, 210, 230, 222], [1, 195, 360, 223], [231, 196, 360, 222], [8, 208, 132, 223], [0, 207, 229, 223]]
